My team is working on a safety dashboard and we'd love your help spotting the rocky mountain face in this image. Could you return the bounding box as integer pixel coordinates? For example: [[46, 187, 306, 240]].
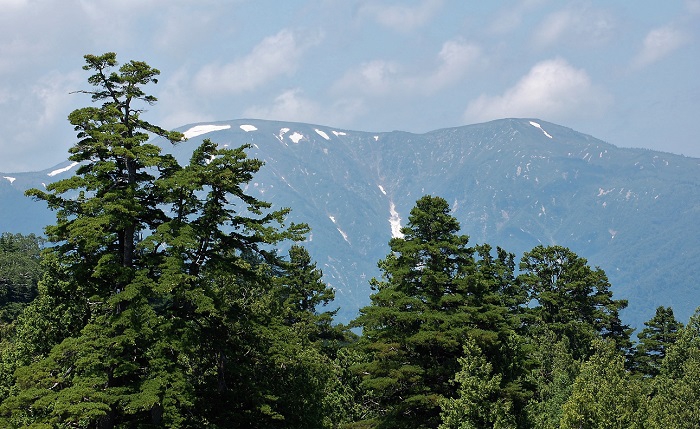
[[2, 118, 699, 328]]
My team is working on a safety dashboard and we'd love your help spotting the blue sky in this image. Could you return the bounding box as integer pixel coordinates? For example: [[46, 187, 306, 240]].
[[0, 0, 698, 172]]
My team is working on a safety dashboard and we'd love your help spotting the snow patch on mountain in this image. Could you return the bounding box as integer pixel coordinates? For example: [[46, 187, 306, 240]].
[[337, 228, 350, 243], [48, 161, 79, 177], [183, 124, 231, 139], [289, 132, 304, 144], [3, 176, 16, 184], [389, 202, 404, 238], [328, 215, 349, 243], [315, 129, 330, 140], [332, 131, 347, 136], [240, 124, 257, 132], [529, 121, 553, 139]]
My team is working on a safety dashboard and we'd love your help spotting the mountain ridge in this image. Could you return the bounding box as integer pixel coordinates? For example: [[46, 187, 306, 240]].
[[2, 118, 699, 328]]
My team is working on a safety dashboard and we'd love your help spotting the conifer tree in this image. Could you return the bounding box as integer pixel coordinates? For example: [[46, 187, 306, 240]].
[[276, 244, 338, 344], [352, 195, 523, 429], [560, 339, 645, 429], [0, 53, 312, 428], [524, 331, 579, 429], [633, 306, 682, 377], [518, 245, 631, 360], [439, 338, 516, 429], [646, 307, 700, 428], [0, 233, 43, 327]]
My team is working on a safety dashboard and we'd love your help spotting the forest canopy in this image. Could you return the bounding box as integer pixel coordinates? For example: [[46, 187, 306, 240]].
[[0, 53, 697, 428]]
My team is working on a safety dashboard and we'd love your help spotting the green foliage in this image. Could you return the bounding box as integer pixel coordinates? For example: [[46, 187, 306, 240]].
[[524, 331, 579, 429], [560, 339, 646, 429], [633, 306, 682, 376], [0, 233, 44, 329], [645, 307, 700, 428], [439, 338, 516, 429], [0, 52, 331, 428], [276, 244, 340, 346], [519, 245, 632, 360], [352, 195, 525, 429], [0, 52, 692, 428]]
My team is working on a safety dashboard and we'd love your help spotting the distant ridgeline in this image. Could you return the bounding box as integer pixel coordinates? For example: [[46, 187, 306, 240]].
[[2, 118, 699, 329]]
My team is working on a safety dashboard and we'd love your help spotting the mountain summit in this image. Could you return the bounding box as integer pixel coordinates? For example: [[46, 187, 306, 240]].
[[2, 118, 699, 328]]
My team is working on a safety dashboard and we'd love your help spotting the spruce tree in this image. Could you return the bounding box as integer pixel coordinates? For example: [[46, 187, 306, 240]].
[[646, 307, 700, 428], [352, 195, 522, 429], [633, 306, 682, 377], [524, 331, 579, 429]]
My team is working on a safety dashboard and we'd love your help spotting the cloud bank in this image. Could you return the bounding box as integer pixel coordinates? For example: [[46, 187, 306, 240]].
[[632, 25, 688, 69], [359, 0, 443, 32], [464, 58, 612, 122], [195, 29, 322, 94]]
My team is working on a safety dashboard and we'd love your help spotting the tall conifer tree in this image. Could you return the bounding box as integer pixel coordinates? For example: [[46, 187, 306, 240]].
[[518, 245, 631, 360], [353, 195, 523, 429], [0, 53, 312, 428], [633, 306, 682, 376]]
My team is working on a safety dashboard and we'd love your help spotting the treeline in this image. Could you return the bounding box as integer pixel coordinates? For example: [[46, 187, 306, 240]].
[[0, 53, 697, 428]]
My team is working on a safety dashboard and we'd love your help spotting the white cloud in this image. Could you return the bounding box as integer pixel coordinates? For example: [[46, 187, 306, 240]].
[[632, 25, 688, 69], [32, 70, 82, 127], [333, 38, 481, 96], [464, 58, 612, 122], [489, 0, 547, 35], [532, 5, 615, 49], [686, 0, 700, 14], [424, 39, 481, 92], [156, 67, 214, 129], [359, 0, 443, 32], [333, 60, 403, 96], [194, 29, 322, 94], [244, 88, 364, 126], [0, 0, 28, 7]]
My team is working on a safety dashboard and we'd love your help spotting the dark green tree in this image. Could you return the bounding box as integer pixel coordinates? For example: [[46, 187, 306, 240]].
[[518, 245, 631, 360], [0, 233, 44, 328], [439, 338, 516, 429], [646, 307, 700, 428], [0, 53, 314, 428], [560, 339, 646, 429], [633, 306, 682, 377], [276, 244, 339, 345], [352, 195, 523, 429], [524, 331, 579, 429]]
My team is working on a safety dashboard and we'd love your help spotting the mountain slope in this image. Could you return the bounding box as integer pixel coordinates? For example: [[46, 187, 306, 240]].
[[2, 118, 699, 328]]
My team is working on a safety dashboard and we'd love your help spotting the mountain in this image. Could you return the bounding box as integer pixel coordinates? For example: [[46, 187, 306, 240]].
[[2, 118, 699, 329]]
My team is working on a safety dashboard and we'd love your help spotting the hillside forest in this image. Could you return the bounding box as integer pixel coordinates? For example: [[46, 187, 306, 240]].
[[0, 53, 698, 428]]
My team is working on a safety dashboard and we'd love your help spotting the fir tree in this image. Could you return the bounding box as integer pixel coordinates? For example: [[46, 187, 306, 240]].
[[0, 233, 44, 328], [352, 195, 522, 429], [633, 306, 682, 377]]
